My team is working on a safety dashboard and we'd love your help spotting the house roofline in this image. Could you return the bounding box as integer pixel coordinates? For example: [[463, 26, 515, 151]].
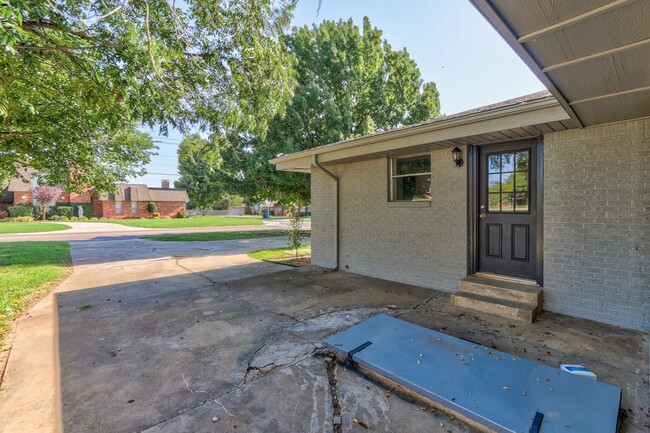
[[270, 92, 569, 171]]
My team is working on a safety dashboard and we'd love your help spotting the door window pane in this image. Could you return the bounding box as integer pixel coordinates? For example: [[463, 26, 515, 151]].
[[501, 193, 515, 212], [515, 151, 529, 172], [501, 152, 514, 172], [515, 193, 529, 212], [488, 193, 501, 211], [488, 155, 501, 173], [486, 149, 530, 213], [501, 173, 515, 192]]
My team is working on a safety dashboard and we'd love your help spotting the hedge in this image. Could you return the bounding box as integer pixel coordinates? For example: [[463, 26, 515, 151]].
[[8, 204, 34, 217]]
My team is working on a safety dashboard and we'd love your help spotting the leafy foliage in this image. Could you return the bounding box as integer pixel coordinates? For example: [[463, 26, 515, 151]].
[[215, 17, 440, 204], [8, 203, 34, 217], [287, 212, 303, 258], [0, 0, 295, 190], [147, 201, 157, 214]]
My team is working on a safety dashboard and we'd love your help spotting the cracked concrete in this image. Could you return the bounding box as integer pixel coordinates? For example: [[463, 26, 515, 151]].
[[0, 236, 647, 433]]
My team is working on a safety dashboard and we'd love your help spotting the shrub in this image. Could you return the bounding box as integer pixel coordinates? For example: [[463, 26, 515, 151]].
[[56, 206, 74, 218], [152, 212, 161, 219], [176, 210, 187, 219], [0, 210, 7, 218], [59, 216, 69, 221], [147, 202, 157, 214], [99, 217, 108, 220], [3, 217, 16, 222], [70, 216, 79, 221], [16, 216, 34, 222], [90, 217, 98, 221], [50, 215, 61, 220], [8, 204, 34, 218], [79, 216, 88, 221]]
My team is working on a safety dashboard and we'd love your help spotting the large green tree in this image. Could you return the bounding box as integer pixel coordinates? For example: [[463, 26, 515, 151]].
[[0, 0, 294, 190], [174, 134, 225, 210], [215, 17, 440, 204]]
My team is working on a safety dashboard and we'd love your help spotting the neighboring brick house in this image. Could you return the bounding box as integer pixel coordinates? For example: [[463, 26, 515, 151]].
[[271, 1, 650, 332], [92, 182, 189, 219], [1, 168, 92, 211]]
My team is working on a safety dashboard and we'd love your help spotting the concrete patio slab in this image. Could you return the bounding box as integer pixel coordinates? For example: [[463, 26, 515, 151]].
[[0, 236, 647, 433]]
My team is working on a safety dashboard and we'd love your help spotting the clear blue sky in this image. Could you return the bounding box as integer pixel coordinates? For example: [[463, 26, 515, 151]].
[[131, 0, 545, 187]]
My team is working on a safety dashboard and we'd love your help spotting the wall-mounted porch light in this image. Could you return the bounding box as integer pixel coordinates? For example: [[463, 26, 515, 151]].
[[452, 147, 464, 167]]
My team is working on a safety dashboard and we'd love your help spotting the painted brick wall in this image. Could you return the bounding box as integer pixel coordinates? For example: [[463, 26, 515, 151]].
[[311, 147, 468, 292], [544, 117, 650, 331]]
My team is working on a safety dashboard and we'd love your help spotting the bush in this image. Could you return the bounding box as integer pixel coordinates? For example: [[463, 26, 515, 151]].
[[79, 216, 88, 221], [70, 216, 79, 221], [152, 212, 160, 219], [59, 216, 69, 221], [90, 217, 98, 221], [56, 206, 74, 218], [15, 216, 34, 222], [2, 217, 16, 222], [8, 204, 34, 218], [49, 215, 61, 220], [56, 203, 92, 218], [99, 217, 108, 220], [0, 210, 7, 219], [176, 210, 187, 219], [147, 202, 157, 214]]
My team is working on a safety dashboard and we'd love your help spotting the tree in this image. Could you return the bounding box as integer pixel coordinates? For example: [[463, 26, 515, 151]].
[[174, 134, 225, 210], [1, 0, 295, 190], [33, 184, 60, 220], [215, 17, 440, 204]]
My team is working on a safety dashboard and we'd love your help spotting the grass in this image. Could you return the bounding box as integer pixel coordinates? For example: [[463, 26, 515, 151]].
[[248, 245, 311, 263], [0, 222, 71, 234], [0, 242, 72, 339], [143, 229, 310, 242], [96, 215, 265, 228]]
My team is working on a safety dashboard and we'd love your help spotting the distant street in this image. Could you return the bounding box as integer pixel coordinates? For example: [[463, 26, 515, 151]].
[[0, 220, 311, 243]]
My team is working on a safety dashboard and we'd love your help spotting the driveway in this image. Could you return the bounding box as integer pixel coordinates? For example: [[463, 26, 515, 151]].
[[0, 237, 647, 433]]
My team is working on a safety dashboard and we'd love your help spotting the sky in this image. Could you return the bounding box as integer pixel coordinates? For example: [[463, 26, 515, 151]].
[[130, 0, 545, 187]]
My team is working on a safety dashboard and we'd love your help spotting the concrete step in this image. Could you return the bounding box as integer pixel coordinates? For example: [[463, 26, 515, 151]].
[[459, 276, 542, 306], [451, 291, 540, 323]]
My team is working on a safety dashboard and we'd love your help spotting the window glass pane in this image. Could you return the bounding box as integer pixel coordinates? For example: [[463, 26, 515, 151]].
[[515, 151, 529, 172], [515, 193, 529, 212], [501, 172, 515, 192], [393, 174, 431, 201], [501, 152, 515, 172], [131, 202, 137, 213], [488, 193, 501, 211], [501, 193, 515, 212], [515, 172, 528, 191], [115, 201, 122, 214], [395, 156, 430, 175], [488, 154, 500, 173], [488, 174, 500, 193]]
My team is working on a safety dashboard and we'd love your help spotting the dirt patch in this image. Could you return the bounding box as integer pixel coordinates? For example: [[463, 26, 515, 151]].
[[266, 257, 311, 267]]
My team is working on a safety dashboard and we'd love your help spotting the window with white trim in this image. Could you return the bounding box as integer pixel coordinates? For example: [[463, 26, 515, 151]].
[[131, 201, 138, 214], [390, 155, 432, 201], [115, 200, 122, 214]]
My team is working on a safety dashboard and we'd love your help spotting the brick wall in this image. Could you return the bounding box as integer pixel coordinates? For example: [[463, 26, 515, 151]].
[[311, 147, 468, 292], [544, 117, 650, 331], [13, 192, 32, 205], [93, 200, 186, 219]]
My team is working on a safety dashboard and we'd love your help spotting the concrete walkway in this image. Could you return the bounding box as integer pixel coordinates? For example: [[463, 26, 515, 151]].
[[0, 237, 647, 433]]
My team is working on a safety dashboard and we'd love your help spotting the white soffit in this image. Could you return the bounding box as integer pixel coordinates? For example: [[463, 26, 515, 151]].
[[470, 0, 650, 127]]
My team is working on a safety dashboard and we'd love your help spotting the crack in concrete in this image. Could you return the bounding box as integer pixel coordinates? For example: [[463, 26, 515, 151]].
[[324, 356, 342, 433], [395, 295, 436, 317]]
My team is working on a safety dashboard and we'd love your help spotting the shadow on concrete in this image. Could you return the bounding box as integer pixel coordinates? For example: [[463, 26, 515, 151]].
[[54, 265, 649, 433]]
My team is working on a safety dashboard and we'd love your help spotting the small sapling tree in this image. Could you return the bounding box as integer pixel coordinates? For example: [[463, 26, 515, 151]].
[[33, 185, 61, 221], [147, 202, 157, 218], [287, 207, 304, 259]]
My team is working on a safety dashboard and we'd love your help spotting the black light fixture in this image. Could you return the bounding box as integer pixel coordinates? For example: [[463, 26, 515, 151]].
[[452, 147, 464, 167]]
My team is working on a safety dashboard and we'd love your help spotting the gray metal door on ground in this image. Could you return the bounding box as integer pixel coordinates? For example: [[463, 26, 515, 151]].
[[478, 141, 537, 279]]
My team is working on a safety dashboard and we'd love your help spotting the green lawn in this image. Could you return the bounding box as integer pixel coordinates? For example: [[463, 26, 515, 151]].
[[143, 229, 309, 242], [0, 222, 71, 234], [101, 216, 265, 228], [248, 245, 311, 263], [0, 242, 72, 339]]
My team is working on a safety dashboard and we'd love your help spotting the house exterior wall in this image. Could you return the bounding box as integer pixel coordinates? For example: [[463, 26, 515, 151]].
[[94, 200, 186, 219], [311, 147, 468, 292], [543, 117, 650, 331], [13, 192, 32, 205]]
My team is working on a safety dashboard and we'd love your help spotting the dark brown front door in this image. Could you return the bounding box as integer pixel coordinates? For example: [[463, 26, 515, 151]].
[[478, 141, 537, 279]]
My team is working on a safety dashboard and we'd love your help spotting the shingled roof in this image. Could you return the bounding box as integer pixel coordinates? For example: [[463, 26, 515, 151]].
[[97, 183, 189, 202]]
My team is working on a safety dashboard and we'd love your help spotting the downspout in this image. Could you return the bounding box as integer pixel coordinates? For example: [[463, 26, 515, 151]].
[[312, 155, 339, 270]]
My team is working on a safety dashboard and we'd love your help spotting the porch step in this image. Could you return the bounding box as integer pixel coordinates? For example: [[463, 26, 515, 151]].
[[459, 275, 542, 306], [451, 291, 540, 323]]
